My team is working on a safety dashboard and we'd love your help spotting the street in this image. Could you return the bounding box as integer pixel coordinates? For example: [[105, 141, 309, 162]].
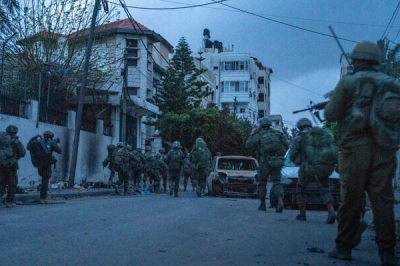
[[0, 189, 393, 266]]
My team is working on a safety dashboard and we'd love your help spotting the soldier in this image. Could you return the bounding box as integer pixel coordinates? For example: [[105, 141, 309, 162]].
[[27, 131, 62, 204], [144, 152, 162, 193], [289, 118, 337, 223], [0, 125, 26, 207], [158, 148, 169, 193], [132, 147, 146, 192], [325, 41, 397, 265], [142, 145, 152, 190], [112, 142, 131, 196], [102, 144, 116, 187], [182, 149, 193, 192], [166, 141, 185, 197], [246, 117, 289, 212], [190, 137, 212, 197]]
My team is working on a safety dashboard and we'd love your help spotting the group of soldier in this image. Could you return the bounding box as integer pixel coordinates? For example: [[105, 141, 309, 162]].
[[0, 125, 62, 206], [102, 137, 212, 198]]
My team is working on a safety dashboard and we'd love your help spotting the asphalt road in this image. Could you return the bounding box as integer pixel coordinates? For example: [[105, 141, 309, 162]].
[[0, 190, 393, 266]]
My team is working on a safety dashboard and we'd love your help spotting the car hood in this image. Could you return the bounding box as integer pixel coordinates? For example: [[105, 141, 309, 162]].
[[281, 165, 340, 182]]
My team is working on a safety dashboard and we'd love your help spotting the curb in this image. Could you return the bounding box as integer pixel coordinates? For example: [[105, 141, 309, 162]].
[[14, 188, 116, 202]]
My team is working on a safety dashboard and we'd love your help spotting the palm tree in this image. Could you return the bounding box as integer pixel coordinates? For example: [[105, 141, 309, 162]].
[[0, 0, 20, 32]]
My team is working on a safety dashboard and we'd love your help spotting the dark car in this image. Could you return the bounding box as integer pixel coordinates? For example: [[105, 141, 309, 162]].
[[207, 155, 259, 198], [270, 152, 341, 209]]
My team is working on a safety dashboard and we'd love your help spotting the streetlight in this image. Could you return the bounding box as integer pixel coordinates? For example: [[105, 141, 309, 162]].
[[46, 71, 51, 122]]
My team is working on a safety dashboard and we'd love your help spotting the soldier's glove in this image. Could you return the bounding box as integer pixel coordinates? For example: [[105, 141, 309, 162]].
[[54, 137, 60, 143]]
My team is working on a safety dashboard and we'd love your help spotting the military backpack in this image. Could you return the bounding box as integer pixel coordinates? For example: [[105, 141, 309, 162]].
[[352, 72, 400, 151], [168, 149, 182, 171], [0, 131, 15, 167], [112, 146, 130, 172], [28, 137, 52, 167], [304, 127, 338, 178]]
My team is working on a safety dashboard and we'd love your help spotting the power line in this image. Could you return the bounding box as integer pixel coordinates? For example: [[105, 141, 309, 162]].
[[215, 1, 358, 44], [108, 0, 226, 10], [382, 0, 400, 39], [272, 75, 324, 96]]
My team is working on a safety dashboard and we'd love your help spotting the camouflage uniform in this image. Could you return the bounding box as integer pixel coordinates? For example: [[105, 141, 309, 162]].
[[190, 138, 212, 197], [27, 131, 62, 203], [158, 149, 169, 193], [290, 118, 336, 223], [246, 118, 289, 212], [142, 146, 153, 189], [113, 143, 131, 195], [132, 148, 146, 190], [325, 41, 397, 264], [166, 141, 185, 197], [102, 144, 116, 186], [144, 155, 162, 193], [0, 125, 26, 207], [182, 152, 193, 191]]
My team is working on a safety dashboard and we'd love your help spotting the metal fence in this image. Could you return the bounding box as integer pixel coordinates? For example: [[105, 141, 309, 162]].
[[81, 117, 96, 133], [39, 106, 68, 127], [0, 94, 29, 118]]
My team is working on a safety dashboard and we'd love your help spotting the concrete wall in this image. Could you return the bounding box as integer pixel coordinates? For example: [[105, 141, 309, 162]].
[[0, 100, 114, 188]]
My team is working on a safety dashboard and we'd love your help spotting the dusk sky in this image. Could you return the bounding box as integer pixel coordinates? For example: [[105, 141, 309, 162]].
[[111, 0, 399, 127]]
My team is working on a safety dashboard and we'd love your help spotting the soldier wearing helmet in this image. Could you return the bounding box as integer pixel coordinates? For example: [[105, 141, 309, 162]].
[[190, 137, 212, 197], [246, 117, 289, 212], [0, 125, 26, 208], [27, 130, 62, 204], [102, 144, 117, 186], [158, 148, 169, 193], [142, 145, 153, 190], [325, 41, 397, 264], [290, 118, 336, 224], [166, 141, 185, 197]]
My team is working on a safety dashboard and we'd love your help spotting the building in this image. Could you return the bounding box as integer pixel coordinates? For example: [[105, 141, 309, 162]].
[[199, 28, 272, 124]]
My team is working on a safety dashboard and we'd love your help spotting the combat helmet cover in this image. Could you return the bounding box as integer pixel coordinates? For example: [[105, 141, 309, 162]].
[[349, 41, 381, 64], [43, 130, 54, 138], [258, 117, 272, 127], [296, 118, 312, 129], [172, 141, 181, 149], [106, 144, 116, 152], [6, 124, 18, 134]]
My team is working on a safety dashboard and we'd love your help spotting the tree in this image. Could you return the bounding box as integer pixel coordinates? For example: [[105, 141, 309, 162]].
[[378, 38, 400, 79], [156, 108, 253, 156], [154, 36, 210, 114], [0, 0, 19, 32], [2, 0, 119, 110]]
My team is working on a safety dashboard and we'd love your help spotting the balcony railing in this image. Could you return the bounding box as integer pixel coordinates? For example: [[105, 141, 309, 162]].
[[39, 106, 68, 127], [0, 94, 29, 118]]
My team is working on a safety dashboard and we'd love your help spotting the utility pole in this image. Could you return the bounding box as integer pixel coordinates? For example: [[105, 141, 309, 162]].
[[0, 32, 16, 95], [69, 0, 101, 187]]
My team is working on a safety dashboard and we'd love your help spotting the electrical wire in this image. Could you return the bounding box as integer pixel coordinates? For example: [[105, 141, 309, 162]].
[[214, 1, 358, 44], [108, 0, 226, 10], [272, 75, 324, 96], [382, 0, 400, 39]]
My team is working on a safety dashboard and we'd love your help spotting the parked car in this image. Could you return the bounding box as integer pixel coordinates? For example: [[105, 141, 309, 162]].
[[270, 152, 341, 209], [207, 155, 259, 198]]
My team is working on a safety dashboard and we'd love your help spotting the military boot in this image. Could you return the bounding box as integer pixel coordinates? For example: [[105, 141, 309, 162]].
[[276, 196, 284, 213], [296, 205, 307, 221], [169, 186, 174, 196], [258, 199, 266, 211], [328, 247, 352, 261]]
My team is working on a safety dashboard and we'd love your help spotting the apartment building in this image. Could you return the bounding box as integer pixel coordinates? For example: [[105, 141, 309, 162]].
[[199, 29, 272, 125]]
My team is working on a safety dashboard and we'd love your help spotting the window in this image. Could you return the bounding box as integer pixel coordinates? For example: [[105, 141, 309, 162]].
[[258, 110, 264, 118], [127, 59, 138, 67], [258, 76, 265, 85], [222, 81, 249, 92], [126, 87, 139, 95], [239, 108, 245, 113], [126, 39, 139, 58], [220, 61, 249, 71], [126, 39, 138, 48], [258, 93, 265, 102]]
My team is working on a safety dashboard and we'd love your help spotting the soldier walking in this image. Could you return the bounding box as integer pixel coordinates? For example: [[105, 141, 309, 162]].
[[246, 117, 289, 212], [166, 141, 184, 197]]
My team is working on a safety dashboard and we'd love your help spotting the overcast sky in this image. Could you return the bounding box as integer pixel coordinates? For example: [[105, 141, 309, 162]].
[[112, 0, 399, 128]]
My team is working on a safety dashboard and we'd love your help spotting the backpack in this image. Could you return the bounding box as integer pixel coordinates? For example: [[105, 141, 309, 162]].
[[369, 78, 400, 151], [28, 137, 52, 167], [259, 129, 286, 157], [112, 147, 130, 172], [304, 127, 338, 178], [0, 132, 15, 167], [168, 149, 182, 171], [192, 146, 209, 169], [352, 72, 400, 151]]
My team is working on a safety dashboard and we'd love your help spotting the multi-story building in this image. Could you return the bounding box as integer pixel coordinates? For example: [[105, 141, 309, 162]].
[[199, 29, 272, 125]]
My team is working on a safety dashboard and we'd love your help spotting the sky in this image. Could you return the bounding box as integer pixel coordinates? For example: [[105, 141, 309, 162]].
[[110, 0, 400, 128]]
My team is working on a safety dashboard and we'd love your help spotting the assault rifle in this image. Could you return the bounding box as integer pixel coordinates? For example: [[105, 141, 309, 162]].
[[292, 101, 329, 124]]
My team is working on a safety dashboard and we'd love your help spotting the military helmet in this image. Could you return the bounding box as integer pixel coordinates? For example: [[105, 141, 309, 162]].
[[195, 137, 204, 144], [106, 144, 116, 151], [296, 118, 312, 129], [258, 117, 272, 127], [349, 41, 381, 64], [116, 142, 125, 148], [6, 124, 18, 134], [126, 144, 132, 151], [43, 130, 54, 138], [172, 141, 181, 149]]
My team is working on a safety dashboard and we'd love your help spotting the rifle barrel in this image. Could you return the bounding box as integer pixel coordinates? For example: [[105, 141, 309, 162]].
[[293, 107, 312, 114]]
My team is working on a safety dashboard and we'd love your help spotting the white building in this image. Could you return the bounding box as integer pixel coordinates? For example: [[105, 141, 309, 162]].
[[199, 29, 272, 125]]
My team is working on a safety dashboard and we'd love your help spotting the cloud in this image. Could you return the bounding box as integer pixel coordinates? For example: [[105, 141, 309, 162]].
[[271, 67, 340, 128]]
